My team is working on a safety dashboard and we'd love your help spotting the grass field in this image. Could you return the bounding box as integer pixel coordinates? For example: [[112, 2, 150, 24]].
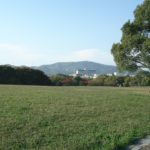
[[0, 85, 150, 150]]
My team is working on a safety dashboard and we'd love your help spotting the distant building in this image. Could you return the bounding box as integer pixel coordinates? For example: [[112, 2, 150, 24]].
[[72, 68, 97, 78], [107, 73, 113, 76]]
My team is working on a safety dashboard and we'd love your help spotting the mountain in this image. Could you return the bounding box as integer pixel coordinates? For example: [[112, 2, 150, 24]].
[[33, 61, 117, 76]]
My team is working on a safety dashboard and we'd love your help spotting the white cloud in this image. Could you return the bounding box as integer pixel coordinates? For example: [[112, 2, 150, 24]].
[[0, 43, 115, 66], [69, 49, 115, 65], [73, 49, 98, 60], [0, 43, 46, 66]]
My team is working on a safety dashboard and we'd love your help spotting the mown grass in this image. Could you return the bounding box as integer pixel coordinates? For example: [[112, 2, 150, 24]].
[[0, 85, 150, 150]]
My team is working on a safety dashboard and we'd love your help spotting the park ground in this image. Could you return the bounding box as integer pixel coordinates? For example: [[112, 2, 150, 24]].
[[0, 85, 150, 150]]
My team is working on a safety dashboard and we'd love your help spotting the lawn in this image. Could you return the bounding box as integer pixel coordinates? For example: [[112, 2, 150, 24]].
[[0, 85, 150, 150]]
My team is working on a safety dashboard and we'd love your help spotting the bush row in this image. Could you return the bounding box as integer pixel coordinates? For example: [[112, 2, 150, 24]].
[[0, 65, 51, 85], [0, 65, 150, 86], [51, 71, 150, 87]]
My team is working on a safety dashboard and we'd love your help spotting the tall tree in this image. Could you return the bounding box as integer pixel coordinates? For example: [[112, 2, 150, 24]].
[[111, 0, 150, 72]]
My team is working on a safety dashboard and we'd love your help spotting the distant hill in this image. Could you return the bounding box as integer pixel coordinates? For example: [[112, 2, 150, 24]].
[[33, 61, 117, 76]]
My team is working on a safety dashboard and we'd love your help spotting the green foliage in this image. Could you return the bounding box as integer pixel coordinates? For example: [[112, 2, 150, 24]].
[[116, 77, 125, 87], [124, 77, 138, 87], [111, 0, 150, 72], [0, 85, 150, 150], [88, 75, 105, 86], [90, 74, 150, 87], [89, 75, 117, 86], [136, 71, 150, 86], [0, 65, 51, 85], [123, 77, 131, 87], [51, 74, 88, 86], [121, 71, 150, 87], [1, 65, 150, 87], [141, 76, 150, 86], [104, 76, 117, 86], [51, 74, 67, 86]]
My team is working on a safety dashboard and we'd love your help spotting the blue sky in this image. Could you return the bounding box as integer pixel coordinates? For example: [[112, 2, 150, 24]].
[[0, 0, 143, 66]]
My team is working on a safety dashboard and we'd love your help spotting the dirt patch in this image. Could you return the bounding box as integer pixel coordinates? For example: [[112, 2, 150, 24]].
[[139, 144, 150, 150], [125, 136, 150, 150]]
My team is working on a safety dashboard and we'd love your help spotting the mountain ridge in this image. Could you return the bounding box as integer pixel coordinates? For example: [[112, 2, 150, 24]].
[[33, 61, 117, 76]]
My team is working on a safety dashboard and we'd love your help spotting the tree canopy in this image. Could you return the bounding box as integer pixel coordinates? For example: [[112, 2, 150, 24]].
[[0, 65, 51, 85], [111, 0, 150, 72]]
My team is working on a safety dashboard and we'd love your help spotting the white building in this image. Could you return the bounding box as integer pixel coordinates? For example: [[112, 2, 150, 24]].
[[73, 68, 97, 78]]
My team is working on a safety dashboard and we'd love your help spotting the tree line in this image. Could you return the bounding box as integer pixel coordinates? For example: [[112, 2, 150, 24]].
[[0, 65, 51, 85], [51, 71, 150, 87], [88, 71, 150, 87], [0, 65, 150, 86]]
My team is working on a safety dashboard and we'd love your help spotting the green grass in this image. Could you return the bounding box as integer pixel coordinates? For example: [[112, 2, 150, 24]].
[[0, 85, 150, 150]]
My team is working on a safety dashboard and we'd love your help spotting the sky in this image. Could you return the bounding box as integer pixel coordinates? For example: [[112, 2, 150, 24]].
[[0, 0, 144, 66]]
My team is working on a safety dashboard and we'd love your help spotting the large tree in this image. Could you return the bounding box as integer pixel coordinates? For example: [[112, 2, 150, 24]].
[[111, 0, 150, 72]]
